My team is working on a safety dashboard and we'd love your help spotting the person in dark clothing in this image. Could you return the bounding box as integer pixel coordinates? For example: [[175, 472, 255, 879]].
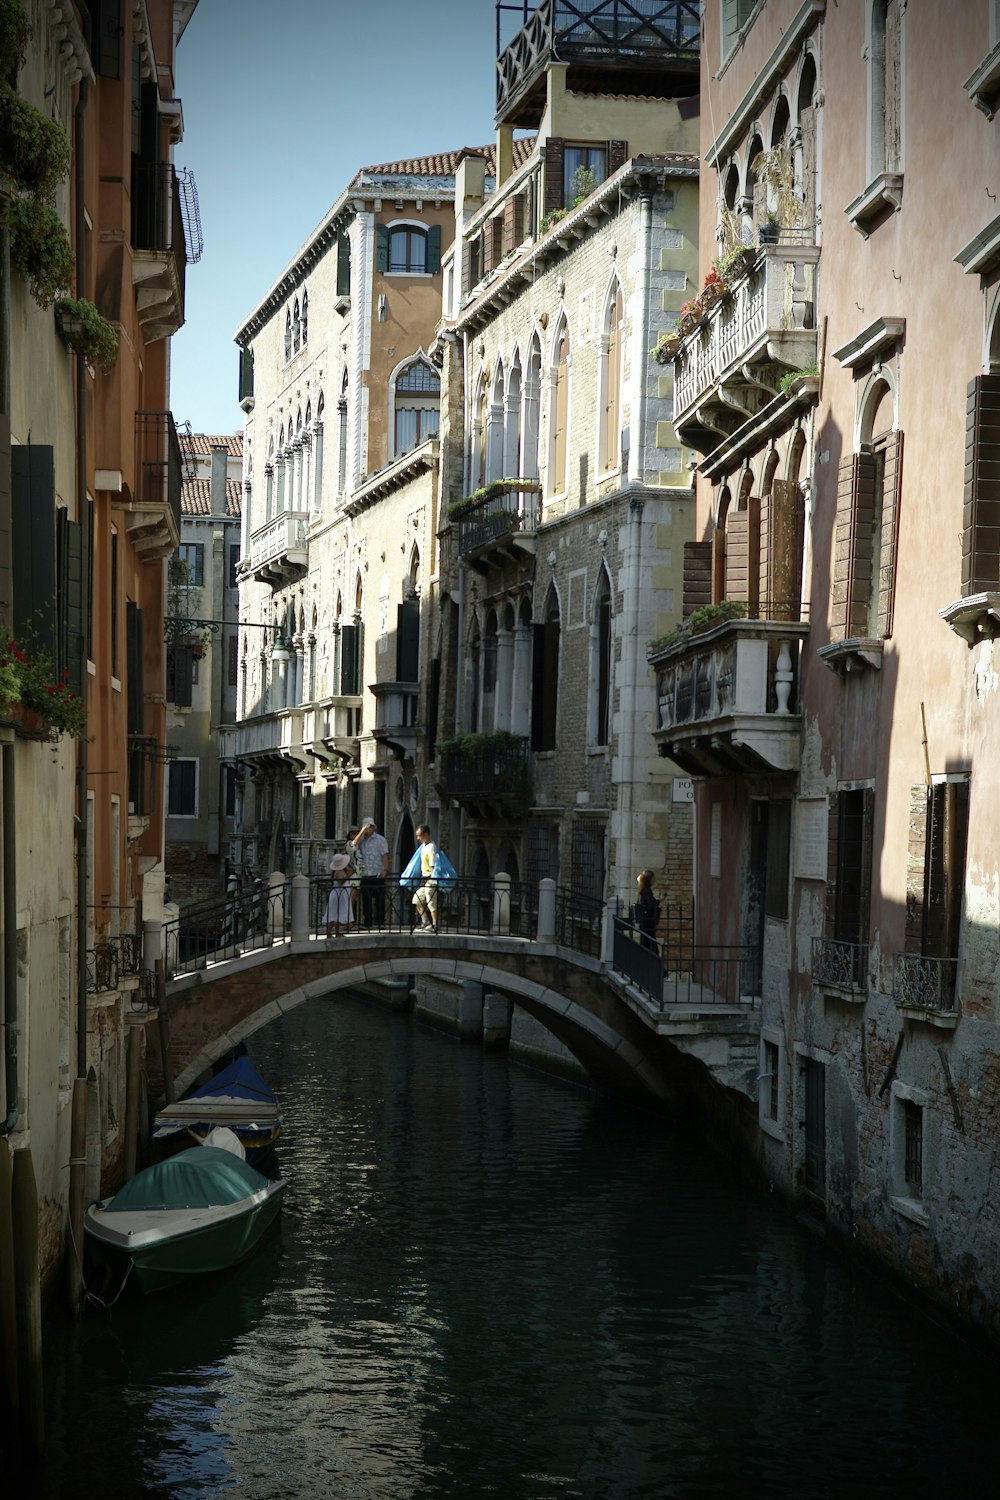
[[634, 869, 660, 951]]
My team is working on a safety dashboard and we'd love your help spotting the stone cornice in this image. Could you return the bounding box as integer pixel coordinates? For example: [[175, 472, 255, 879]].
[[345, 439, 439, 515]]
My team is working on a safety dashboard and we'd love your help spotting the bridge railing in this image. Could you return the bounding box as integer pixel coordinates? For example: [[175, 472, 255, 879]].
[[612, 916, 761, 1010], [162, 875, 604, 977]]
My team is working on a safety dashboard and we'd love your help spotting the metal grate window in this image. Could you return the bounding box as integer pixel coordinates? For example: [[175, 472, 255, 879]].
[[571, 820, 605, 903], [763, 1040, 780, 1121], [526, 820, 560, 886], [903, 1099, 923, 1196]]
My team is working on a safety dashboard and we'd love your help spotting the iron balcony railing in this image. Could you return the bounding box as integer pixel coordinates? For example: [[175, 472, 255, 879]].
[[892, 953, 959, 1015], [439, 736, 532, 803], [131, 158, 186, 274], [86, 933, 144, 994], [457, 482, 541, 558], [812, 936, 869, 989], [135, 410, 182, 537]]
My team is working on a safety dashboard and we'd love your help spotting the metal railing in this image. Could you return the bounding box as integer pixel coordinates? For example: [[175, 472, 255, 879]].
[[439, 736, 532, 802], [457, 483, 541, 557], [164, 885, 288, 976], [86, 933, 144, 993], [892, 952, 959, 1015], [554, 887, 604, 958], [612, 916, 760, 1009], [812, 936, 868, 989], [135, 410, 182, 536]]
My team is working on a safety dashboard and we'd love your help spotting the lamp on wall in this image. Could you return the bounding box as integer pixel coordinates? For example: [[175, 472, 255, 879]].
[[271, 635, 291, 665]]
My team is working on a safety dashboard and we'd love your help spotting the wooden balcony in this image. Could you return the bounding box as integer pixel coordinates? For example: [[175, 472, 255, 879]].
[[651, 614, 809, 776], [673, 245, 820, 459]]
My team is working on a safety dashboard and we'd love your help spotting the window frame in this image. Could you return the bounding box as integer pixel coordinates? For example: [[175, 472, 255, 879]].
[[167, 757, 199, 818]]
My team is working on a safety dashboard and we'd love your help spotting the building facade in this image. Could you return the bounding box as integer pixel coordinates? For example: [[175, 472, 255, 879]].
[[656, 0, 1000, 1340], [165, 432, 242, 906], [1, 0, 200, 1373]]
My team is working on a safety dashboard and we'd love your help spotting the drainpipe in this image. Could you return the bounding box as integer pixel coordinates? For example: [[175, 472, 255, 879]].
[[67, 74, 91, 1313], [0, 113, 16, 1138]]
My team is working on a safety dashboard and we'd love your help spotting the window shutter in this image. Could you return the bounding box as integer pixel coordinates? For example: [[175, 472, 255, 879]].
[[396, 598, 420, 683], [337, 229, 352, 295], [238, 345, 254, 403], [426, 224, 441, 275], [227, 635, 238, 687], [126, 601, 144, 733], [859, 785, 874, 947], [375, 224, 389, 274], [831, 453, 876, 639], [824, 792, 839, 938], [962, 376, 1000, 597], [57, 509, 83, 697], [724, 511, 750, 603], [531, 620, 560, 752], [0, 415, 10, 635], [11, 445, 56, 655], [544, 138, 565, 213], [483, 218, 495, 276], [340, 624, 356, 694], [426, 656, 441, 763], [682, 540, 713, 615], [607, 139, 628, 174], [166, 645, 193, 707], [876, 430, 903, 639], [764, 480, 801, 621]]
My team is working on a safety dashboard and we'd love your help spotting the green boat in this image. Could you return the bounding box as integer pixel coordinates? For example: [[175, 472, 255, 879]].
[[84, 1144, 287, 1295]]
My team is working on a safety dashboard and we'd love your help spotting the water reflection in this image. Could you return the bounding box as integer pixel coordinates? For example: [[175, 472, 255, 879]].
[[40, 992, 1000, 1499]]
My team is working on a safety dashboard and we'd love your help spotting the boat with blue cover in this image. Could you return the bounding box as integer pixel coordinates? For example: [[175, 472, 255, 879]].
[[84, 1144, 287, 1295], [150, 1053, 282, 1164]]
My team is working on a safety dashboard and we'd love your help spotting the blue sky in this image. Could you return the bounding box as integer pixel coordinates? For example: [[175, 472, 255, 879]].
[[170, 0, 506, 436]]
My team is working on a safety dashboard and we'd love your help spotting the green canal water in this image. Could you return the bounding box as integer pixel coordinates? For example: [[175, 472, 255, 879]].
[[37, 992, 1000, 1498]]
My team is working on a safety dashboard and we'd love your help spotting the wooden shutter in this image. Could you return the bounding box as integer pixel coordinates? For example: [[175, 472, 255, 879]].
[[824, 791, 840, 937], [375, 225, 389, 274], [0, 414, 10, 635], [238, 345, 254, 403], [962, 376, 1000, 597], [396, 598, 420, 682], [126, 601, 143, 733], [426, 224, 442, 274], [876, 430, 903, 639], [831, 453, 877, 639], [682, 540, 712, 615], [56, 508, 83, 696], [426, 656, 441, 763], [764, 480, 801, 621], [340, 624, 356, 694], [504, 193, 525, 254], [11, 445, 56, 655], [607, 139, 628, 174], [336, 230, 352, 295], [724, 511, 750, 603], [166, 646, 193, 708], [531, 621, 559, 751], [544, 138, 565, 213], [227, 635, 238, 687], [923, 779, 969, 961]]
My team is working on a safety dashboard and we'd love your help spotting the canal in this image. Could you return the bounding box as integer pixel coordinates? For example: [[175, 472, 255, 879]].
[[38, 991, 1000, 1499]]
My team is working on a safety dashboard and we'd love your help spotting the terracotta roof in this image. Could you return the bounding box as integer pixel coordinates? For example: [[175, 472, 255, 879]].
[[359, 137, 536, 179], [182, 432, 244, 457], [181, 477, 242, 518]]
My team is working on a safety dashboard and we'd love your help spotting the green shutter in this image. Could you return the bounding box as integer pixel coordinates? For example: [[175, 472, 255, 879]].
[[426, 224, 441, 275], [340, 624, 357, 694], [238, 345, 254, 403], [376, 225, 389, 274], [337, 229, 352, 295], [11, 445, 56, 655], [396, 598, 420, 682]]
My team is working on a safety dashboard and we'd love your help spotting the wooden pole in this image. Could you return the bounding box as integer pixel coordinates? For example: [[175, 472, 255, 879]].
[[66, 1076, 87, 1315], [156, 958, 174, 1104], [12, 1145, 43, 1455], [123, 1017, 142, 1182]]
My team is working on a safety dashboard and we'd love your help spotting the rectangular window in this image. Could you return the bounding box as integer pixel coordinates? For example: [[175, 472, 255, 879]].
[[176, 541, 204, 587], [227, 634, 238, 688], [166, 645, 194, 707], [764, 800, 791, 920], [167, 758, 198, 817], [526, 820, 560, 885], [721, 0, 757, 57], [224, 766, 237, 818], [962, 375, 1000, 597], [570, 821, 605, 903], [563, 145, 607, 206], [903, 1099, 923, 1196], [324, 783, 338, 839], [110, 529, 119, 677], [228, 542, 240, 590], [829, 788, 874, 947], [763, 1039, 780, 1122]]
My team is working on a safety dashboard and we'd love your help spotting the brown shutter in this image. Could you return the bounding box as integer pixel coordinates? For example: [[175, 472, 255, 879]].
[[831, 453, 877, 639], [482, 219, 494, 276], [0, 414, 10, 635], [825, 791, 839, 937], [491, 216, 504, 267], [859, 785, 874, 947], [461, 238, 472, 297], [764, 479, 801, 621], [876, 429, 903, 639], [962, 375, 1000, 597], [724, 511, 750, 603], [682, 540, 712, 615], [607, 139, 628, 174], [544, 138, 565, 212], [504, 193, 525, 254]]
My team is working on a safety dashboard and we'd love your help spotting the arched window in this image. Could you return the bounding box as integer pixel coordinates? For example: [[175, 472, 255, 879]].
[[599, 282, 623, 473], [532, 586, 560, 752], [394, 358, 440, 457], [301, 290, 309, 348], [591, 568, 613, 747], [797, 54, 818, 227], [522, 335, 541, 480], [482, 609, 498, 730], [284, 311, 292, 362], [337, 371, 349, 494], [473, 374, 488, 488], [293, 299, 301, 354], [505, 355, 522, 476], [548, 321, 570, 496], [486, 361, 505, 483], [833, 376, 903, 641], [870, 0, 902, 178], [389, 225, 427, 273], [468, 620, 482, 731]]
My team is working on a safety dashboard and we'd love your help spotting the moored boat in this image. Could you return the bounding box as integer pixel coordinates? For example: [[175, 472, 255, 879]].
[[151, 1054, 282, 1164], [84, 1144, 287, 1296]]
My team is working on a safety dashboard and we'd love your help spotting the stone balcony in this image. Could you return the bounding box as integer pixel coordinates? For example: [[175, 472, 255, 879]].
[[371, 683, 419, 763], [456, 480, 542, 574], [651, 615, 810, 776], [673, 245, 820, 458], [301, 699, 362, 769], [218, 708, 307, 770], [245, 510, 310, 586]]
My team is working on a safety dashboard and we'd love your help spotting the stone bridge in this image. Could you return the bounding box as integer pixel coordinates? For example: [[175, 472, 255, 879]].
[[153, 928, 762, 1111]]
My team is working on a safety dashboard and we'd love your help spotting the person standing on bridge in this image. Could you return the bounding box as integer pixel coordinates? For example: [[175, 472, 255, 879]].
[[410, 824, 438, 932], [352, 817, 389, 927], [326, 853, 357, 938]]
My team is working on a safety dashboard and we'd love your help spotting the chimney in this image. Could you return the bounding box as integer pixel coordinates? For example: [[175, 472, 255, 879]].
[[210, 445, 228, 514]]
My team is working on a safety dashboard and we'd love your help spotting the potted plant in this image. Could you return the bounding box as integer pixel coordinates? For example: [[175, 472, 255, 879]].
[[699, 267, 728, 310], [7, 194, 73, 306], [0, 83, 71, 199], [0, 0, 31, 78], [569, 163, 599, 208], [751, 137, 805, 243], [651, 330, 685, 365], [677, 298, 703, 336], [0, 633, 87, 739], [55, 296, 119, 369]]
